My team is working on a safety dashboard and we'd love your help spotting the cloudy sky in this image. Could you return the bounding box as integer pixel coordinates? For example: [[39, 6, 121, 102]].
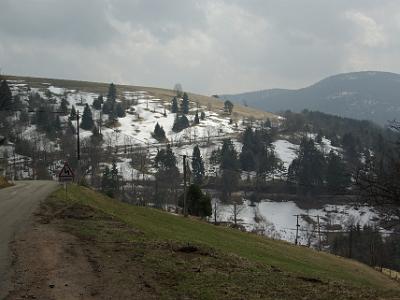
[[0, 0, 399, 94]]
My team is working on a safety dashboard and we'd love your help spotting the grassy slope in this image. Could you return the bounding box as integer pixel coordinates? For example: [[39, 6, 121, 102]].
[[3, 74, 277, 121], [46, 185, 399, 299]]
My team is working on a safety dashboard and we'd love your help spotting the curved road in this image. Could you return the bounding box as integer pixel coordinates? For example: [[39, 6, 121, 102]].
[[0, 180, 58, 299]]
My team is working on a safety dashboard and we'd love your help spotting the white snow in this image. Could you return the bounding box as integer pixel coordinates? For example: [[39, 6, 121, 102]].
[[216, 199, 379, 246], [272, 140, 298, 169]]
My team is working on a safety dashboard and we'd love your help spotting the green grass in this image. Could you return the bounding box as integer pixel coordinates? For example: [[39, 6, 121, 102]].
[[45, 185, 399, 299]]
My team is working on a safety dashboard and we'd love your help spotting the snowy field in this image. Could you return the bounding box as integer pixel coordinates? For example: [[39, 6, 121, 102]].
[[215, 199, 379, 246]]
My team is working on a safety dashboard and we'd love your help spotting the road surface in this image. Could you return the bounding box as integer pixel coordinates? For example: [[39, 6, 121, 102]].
[[0, 180, 58, 299]]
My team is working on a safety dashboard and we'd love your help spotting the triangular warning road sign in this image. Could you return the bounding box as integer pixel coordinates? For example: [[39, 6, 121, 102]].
[[59, 162, 74, 181]]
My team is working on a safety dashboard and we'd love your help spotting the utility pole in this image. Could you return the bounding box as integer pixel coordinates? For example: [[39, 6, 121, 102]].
[[76, 111, 80, 183], [317, 215, 322, 251], [183, 155, 187, 217], [13, 149, 16, 181], [99, 110, 103, 135], [76, 111, 80, 161], [294, 214, 300, 245]]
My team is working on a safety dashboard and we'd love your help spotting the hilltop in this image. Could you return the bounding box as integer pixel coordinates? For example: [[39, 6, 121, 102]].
[[7, 185, 400, 299], [3, 74, 278, 121], [221, 71, 400, 125]]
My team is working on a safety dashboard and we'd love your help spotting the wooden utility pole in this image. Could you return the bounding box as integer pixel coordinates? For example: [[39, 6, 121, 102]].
[[76, 111, 80, 182], [317, 215, 322, 251], [76, 112, 80, 161], [99, 110, 103, 134], [183, 155, 187, 217], [294, 214, 300, 245]]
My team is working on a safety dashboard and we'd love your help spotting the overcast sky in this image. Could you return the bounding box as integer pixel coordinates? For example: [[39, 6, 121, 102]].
[[1, 0, 399, 94]]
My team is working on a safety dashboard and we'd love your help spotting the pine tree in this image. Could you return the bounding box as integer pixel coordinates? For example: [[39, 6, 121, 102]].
[[171, 97, 178, 113], [288, 138, 326, 194], [224, 100, 234, 114], [220, 139, 239, 201], [181, 92, 189, 114], [67, 119, 76, 135], [102, 101, 112, 114], [60, 97, 69, 115], [326, 150, 350, 192], [108, 107, 117, 124], [194, 112, 200, 125], [153, 122, 166, 141], [111, 161, 119, 190], [54, 115, 62, 132], [240, 127, 256, 171], [80, 104, 94, 130], [200, 111, 206, 120], [92, 95, 103, 110], [0, 80, 12, 111], [107, 83, 117, 103], [69, 105, 77, 120], [116, 102, 126, 118], [101, 166, 113, 197], [182, 184, 212, 217], [172, 114, 190, 132], [192, 145, 205, 184], [154, 144, 178, 172]]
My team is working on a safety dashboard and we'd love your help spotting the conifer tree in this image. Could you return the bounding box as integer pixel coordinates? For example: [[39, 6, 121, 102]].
[[192, 145, 205, 184], [194, 112, 200, 125], [92, 95, 103, 110], [181, 92, 189, 114], [107, 83, 117, 103], [116, 102, 126, 118], [69, 105, 77, 120], [54, 115, 62, 132], [288, 138, 326, 193], [59, 97, 69, 115], [171, 97, 178, 113], [172, 114, 190, 132], [326, 150, 350, 192], [80, 104, 94, 130], [224, 100, 234, 114], [182, 184, 212, 217], [200, 111, 206, 120], [0, 80, 12, 111], [220, 139, 240, 201], [153, 122, 166, 141]]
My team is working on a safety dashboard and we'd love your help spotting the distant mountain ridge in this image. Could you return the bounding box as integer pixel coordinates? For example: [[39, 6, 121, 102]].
[[221, 71, 400, 125]]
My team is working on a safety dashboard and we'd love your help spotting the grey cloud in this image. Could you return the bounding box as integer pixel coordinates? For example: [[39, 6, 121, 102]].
[[1, 0, 400, 94]]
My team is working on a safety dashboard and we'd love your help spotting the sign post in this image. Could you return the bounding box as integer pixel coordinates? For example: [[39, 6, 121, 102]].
[[58, 162, 74, 201]]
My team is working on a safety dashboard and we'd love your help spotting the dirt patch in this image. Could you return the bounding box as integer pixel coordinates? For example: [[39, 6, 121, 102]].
[[5, 203, 153, 299], [6, 224, 100, 300], [297, 276, 324, 284]]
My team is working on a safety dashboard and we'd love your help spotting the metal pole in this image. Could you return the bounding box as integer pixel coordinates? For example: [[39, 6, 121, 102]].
[[183, 155, 187, 217]]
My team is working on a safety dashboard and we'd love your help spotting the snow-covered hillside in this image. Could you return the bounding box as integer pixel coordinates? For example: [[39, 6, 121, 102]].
[[2, 79, 386, 247]]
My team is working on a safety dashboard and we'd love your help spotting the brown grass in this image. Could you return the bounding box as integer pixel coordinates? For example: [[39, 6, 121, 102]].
[[0, 176, 12, 189]]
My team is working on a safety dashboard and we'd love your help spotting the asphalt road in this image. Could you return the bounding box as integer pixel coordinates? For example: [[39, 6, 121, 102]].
[[0, 180, 59, 299]]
